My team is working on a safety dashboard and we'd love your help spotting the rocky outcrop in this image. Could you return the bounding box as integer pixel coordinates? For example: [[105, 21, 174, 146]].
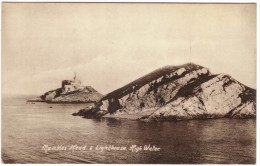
[[28, 86, 103, 103], [73, 63, 256, 121]]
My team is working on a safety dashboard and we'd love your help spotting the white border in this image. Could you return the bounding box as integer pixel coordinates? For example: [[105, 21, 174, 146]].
[[0, 0, 258, 166], [0, 0, 258, 2]]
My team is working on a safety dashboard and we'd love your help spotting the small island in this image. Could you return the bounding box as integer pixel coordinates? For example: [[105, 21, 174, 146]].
[[73, 63, 256, 121], [27, 73, 103, 104]]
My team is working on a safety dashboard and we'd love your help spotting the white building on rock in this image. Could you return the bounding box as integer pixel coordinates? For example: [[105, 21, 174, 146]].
[[61, 73, 85, 94]]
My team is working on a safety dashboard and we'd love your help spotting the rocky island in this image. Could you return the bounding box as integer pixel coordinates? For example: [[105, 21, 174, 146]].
[[27, 73, 103, 103], [73, 63, 256, 121]]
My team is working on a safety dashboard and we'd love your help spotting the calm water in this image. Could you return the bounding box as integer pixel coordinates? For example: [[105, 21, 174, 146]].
[[2, 96, 256, 164]]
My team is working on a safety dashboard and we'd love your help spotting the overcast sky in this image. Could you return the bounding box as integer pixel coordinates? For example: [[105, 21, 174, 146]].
[[2, 3, 256, 95]]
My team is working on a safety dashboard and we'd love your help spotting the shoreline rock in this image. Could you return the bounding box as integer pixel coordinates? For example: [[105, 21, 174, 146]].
[[27, 87, 102, 104]]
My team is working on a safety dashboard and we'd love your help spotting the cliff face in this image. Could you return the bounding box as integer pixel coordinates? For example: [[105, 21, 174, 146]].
[[74, 63, 256, 121], [28, 86, 103, 103]]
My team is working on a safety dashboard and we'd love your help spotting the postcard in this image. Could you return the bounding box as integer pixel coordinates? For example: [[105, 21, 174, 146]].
[[1, 2, 256, 164]]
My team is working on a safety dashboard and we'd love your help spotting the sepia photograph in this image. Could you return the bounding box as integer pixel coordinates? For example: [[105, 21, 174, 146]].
[[1, 2, 256, 164]]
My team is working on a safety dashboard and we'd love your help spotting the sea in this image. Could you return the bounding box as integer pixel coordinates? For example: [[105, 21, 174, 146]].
[[1, 95, 256, 164]]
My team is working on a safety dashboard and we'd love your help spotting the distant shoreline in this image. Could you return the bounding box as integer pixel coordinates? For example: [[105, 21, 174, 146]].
[[26, 99, 97, 105]]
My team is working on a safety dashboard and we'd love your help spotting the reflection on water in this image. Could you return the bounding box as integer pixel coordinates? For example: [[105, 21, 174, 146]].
[[105, 118, 122, 127], [2, 96, 256, 164]]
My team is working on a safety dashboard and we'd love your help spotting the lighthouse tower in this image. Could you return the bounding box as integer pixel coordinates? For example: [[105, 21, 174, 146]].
[[61, 73, 83, 94]]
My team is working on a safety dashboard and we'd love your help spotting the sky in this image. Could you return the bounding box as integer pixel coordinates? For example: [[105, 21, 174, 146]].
[[2, 3, 256, 95]]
